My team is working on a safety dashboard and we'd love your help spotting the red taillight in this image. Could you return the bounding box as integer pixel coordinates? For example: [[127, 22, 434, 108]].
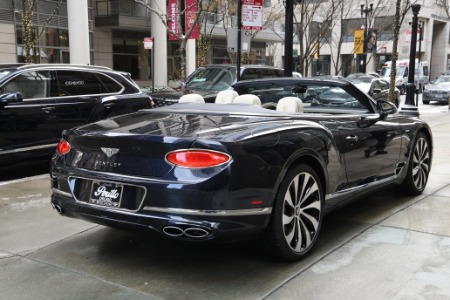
[[56, 139, 71, 155], [166, 150, 230, 168]]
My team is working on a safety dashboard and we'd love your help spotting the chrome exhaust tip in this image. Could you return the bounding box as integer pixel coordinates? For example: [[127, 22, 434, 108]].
[[184, 227, 210, 238], [51, 203, 63, 214], [162, 225, 211, 239], [162, 226, 184, 237]]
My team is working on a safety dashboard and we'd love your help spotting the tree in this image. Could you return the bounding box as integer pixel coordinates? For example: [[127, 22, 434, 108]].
[[387, 0, 412, 103], [134, 0, 203, 83], [18, 0, 62, 63], [293, 0, 343, 76]]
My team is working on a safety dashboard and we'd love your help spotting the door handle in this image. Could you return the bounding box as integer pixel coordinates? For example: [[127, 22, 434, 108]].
[[346, 135, 359, 143], [41, 107, 55, 113]]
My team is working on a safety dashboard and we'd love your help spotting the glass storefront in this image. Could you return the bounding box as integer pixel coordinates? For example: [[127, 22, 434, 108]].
[[112, 30, 151, 81]]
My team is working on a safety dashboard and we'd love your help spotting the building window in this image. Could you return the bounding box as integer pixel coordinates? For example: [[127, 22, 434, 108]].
[[112, 30, 151, 81], [341, 18, 364, 43], [373, 16, 395, 41], [12, 0, 92, 63]]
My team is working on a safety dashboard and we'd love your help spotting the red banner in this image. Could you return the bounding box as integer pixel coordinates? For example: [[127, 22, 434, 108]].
[[185, 0, 198, 39], [168, 0, 179, 41]]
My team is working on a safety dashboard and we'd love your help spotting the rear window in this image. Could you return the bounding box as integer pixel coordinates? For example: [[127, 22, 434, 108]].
[[55, 71, 123, 96]]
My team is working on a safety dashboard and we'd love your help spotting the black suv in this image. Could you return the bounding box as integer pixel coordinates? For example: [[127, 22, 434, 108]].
[[150, 64, 284, 106], [0, 64, 153, 167]]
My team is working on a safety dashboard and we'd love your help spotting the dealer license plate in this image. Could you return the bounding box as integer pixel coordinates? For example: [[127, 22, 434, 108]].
[[90, 181, 123, 207]]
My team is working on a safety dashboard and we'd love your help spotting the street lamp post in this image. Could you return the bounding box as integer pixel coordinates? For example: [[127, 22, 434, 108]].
[[416, 21, 423, 105], [418, 21, 423, 63], [314, 22, 322, 76], [404, 3, 421, 113], [360, 2, 373, 73], [284, 0, 294, 76]]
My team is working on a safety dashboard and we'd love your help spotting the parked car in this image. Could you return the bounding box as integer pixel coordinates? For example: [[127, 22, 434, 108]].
[[149, 64, 284, 106], [0, 63, 154, 168], [422, 75, 450, 104], [345, 73, 379, 80], [346, 76, 400, 107], [50, 77, 432, 261]]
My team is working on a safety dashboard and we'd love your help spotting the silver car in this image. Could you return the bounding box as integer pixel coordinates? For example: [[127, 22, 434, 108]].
[[422, 76, 450, 104], [347, 76, 400, 107]]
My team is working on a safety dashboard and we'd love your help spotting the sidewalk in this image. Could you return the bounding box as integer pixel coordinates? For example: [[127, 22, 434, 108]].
[[0, 109, 449, 300], [265, 109, 450, 299]]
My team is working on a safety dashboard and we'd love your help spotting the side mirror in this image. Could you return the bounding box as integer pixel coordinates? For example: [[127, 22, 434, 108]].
[[0, 92, 23, 108], [377, 100, 397, 119]]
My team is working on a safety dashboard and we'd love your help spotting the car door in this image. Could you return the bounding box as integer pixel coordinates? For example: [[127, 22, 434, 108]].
[[0, 70, 57, 162], [325, 88, 402, 190]]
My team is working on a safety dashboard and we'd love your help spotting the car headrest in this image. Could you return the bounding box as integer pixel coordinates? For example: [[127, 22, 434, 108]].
[[179, 93, 205, 103], [232, 94, 262, 106], [215, 90, 238, 104], [276, 97, 304, 113]]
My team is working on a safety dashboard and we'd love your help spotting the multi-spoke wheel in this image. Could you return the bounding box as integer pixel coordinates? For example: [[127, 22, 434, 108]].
[[401, 132, 431, 195], [263, 164, 323, 261]]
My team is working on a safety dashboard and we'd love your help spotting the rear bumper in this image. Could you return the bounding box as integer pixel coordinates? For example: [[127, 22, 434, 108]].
[[51, 191, 271, 242]]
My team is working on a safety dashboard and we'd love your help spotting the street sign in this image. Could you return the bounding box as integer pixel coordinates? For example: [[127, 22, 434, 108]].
[[242, 0, 263, 31], [144, 37, 153, 49], [405, 28, 421, 42]]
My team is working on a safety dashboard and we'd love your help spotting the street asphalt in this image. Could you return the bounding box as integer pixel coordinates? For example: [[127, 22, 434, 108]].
[[1, 100, 450, 299]]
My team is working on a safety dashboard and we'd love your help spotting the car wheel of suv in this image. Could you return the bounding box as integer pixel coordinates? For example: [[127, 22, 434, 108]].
[[400, 132, 431, 195], [263, 164, 323, 261], [422, 99, 430, 105]]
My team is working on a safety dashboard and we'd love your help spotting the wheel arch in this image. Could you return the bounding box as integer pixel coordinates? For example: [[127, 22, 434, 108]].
[[275, 151, 328, 202]]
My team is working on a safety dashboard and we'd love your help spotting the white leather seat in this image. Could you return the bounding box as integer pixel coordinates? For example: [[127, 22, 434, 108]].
[[232, 94, 262, 106], [179, 93, 205, 103], [215, 90, 238, 104], [276, 97, 304, 113]]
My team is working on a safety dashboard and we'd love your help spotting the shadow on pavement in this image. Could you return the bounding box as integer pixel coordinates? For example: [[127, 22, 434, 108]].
[[0, 159, 51, 182]]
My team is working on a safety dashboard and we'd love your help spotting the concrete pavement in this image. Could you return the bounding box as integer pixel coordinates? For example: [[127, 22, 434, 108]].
[[1, 104, 450, 299]]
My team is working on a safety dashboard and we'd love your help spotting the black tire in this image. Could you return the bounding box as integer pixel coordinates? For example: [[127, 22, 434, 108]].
[[400, 85, 406, 95], [422, 100, 430, 105], [263, 164, 324, 261], [400, 132, 431, 195]]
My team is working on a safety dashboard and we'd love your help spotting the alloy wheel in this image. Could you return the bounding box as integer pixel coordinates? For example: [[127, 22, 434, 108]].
[[412, 136, 430, 191], [282, 172, 322, 253]]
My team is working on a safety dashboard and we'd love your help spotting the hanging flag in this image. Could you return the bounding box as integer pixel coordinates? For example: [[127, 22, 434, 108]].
[[168, 0, 180, 41], [185, 0, 199, 39], [354, 29, 364, 54]]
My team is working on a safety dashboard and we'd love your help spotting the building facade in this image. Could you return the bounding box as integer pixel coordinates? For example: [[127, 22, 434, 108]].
[[0, 0, 449, 86]]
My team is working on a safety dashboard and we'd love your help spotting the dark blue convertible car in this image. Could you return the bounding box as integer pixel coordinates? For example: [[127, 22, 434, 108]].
[[50, 78, 432, 260]]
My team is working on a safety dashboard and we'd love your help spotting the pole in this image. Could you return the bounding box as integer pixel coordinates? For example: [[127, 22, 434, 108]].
[[152, 38, 155, 92], [418, 22, 422, 63], [361, 13, 368, 73], [359, 2, 372, 73], [403, 4, 421, 113], [416, 22, 422, 106], [284, 0, 294, 76], [237, 0, 241, 81]]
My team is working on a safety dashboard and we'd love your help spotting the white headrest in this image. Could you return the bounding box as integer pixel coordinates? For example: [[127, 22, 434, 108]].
[[232, 94, 262, 106], [179, 93, 205, 103], [276, 97, 304, 113], [215, 90, 239, 104]]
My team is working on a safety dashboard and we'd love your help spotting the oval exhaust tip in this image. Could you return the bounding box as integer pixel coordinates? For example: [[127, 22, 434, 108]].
[[162, 226, 184, 237], [184, 227, 210, 238]]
